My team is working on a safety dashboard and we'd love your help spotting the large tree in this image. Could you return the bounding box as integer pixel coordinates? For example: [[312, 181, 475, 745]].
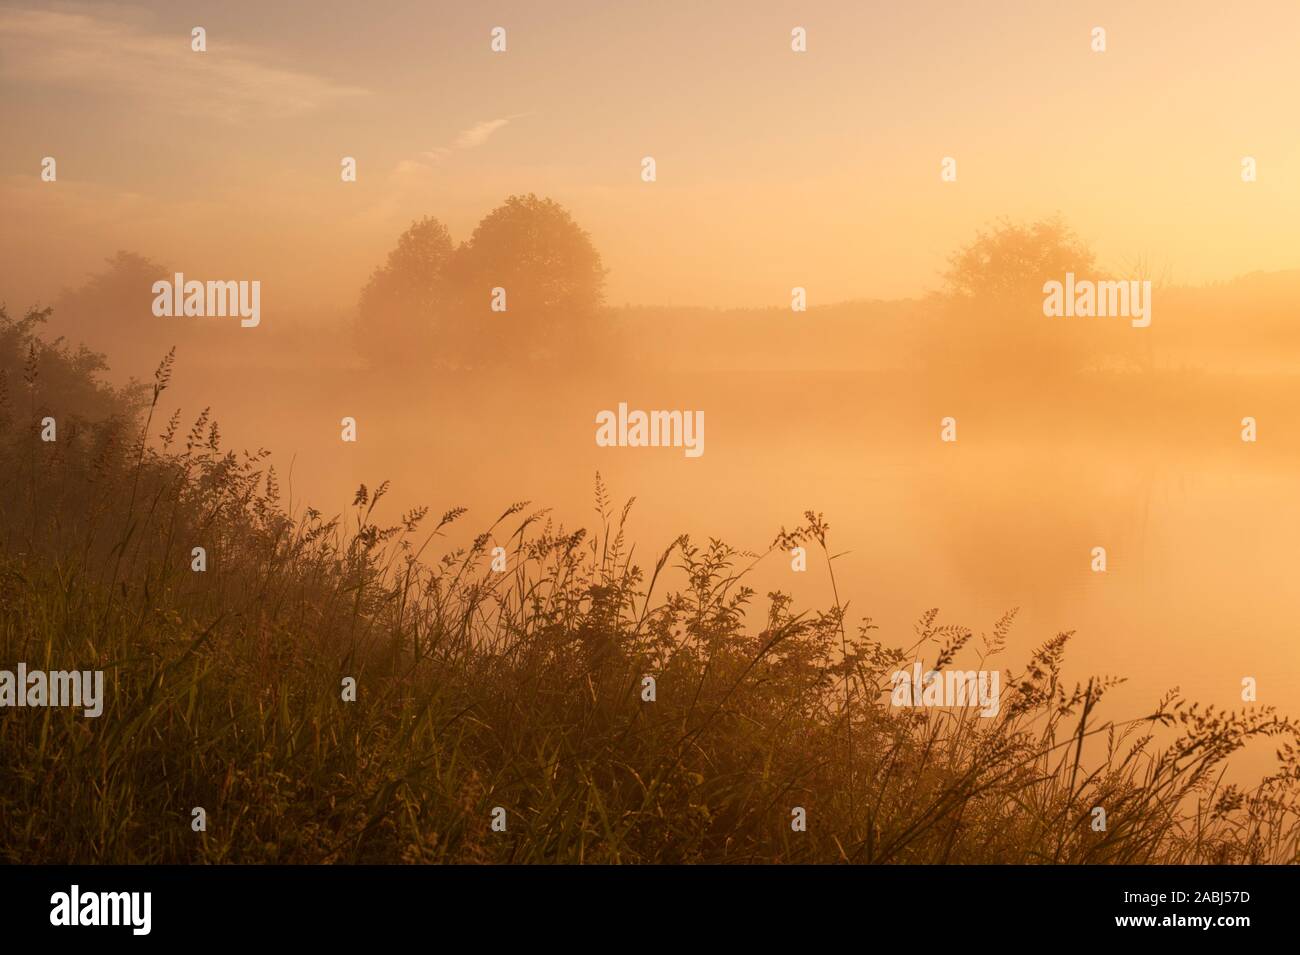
[[446, 194, 607, 364]]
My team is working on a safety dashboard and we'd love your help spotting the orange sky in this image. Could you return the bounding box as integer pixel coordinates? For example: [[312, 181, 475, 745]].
[[2, 0, 1299, 310]]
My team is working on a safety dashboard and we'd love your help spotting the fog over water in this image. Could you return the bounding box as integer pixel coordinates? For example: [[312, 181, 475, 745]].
[[123, 297, 1300, 783]]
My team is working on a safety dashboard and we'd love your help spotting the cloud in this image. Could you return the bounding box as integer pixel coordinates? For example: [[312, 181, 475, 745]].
[[452, 118, 513, 150], [0, 6, 365, 122], [406, 114, 529, 172]]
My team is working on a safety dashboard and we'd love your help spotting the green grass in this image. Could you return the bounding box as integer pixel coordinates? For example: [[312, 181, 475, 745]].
[[1, 305, 1298, 864]]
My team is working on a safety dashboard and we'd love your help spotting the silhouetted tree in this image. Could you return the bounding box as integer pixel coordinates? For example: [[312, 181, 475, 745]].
[[446, 194, 607, 365], [938, 216, 1109, 378], [53, 251, 171, 377], [0, 304, 143, 445], [944, 216, 1096, 302], [356, 198, 612, 372], [355, 216, 455, 367]]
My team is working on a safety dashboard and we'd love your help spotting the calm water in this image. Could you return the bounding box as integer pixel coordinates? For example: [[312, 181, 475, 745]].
[[168, 359, 1300, 778]]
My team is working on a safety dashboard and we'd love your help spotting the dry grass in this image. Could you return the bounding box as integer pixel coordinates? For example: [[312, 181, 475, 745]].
[[1, 304, 1298, 864]]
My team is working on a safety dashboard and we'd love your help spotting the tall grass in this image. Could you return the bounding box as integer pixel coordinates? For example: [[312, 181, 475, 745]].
[[1, 305, 1298, 863]]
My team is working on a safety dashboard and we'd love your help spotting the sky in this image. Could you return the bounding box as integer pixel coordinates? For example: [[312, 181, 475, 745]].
[[1, 0, 1299, 311]]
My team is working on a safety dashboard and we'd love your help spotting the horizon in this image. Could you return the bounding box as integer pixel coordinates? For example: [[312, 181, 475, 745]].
[[4, 0, 1300, 311]]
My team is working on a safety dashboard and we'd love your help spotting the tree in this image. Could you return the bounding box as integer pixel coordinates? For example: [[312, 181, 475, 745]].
[[944, 216, 1096, 303], [355, 216, 455, 367], [446, 194, 607, 365], [53, 251, 171, 377], [938, 216, 1106, 377], [0, 304, 144, 443]]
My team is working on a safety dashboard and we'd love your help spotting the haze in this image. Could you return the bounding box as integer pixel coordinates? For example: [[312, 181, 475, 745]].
[[2, 0, 1299, 778]]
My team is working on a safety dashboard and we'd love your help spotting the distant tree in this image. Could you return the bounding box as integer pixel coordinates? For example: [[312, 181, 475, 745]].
[[944, 216, 1096, 303], [355, 216, 455, 367], [446, 194, 607, 365], [53, 251, 171, 375], [355, 199, 611, 372], [939, 217, 1108, 376]]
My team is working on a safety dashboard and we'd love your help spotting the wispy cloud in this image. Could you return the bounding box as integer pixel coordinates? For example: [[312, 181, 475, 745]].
[[453, 118, 513, 150], [408, 114, 529, 171], [0, 6, 365, 122]]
